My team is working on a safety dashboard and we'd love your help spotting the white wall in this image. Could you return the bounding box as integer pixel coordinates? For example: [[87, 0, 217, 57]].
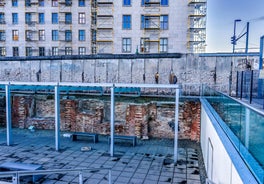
[[200, 101, 258, 184]]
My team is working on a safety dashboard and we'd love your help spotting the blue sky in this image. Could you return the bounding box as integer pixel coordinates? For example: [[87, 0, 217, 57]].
[[206, 0, 264, 53]]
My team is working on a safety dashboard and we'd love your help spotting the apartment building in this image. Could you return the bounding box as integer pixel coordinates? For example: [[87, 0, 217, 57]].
[[0, 0, 206, 57]]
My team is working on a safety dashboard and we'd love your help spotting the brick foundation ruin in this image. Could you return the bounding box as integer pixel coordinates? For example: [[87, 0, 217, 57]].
[[0, 96, 201, 141]]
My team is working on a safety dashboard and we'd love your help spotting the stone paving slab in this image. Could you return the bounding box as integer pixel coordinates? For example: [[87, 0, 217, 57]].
[[0, 129, 205, 184]]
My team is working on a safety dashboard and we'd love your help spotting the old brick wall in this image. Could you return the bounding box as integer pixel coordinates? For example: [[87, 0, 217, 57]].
[[0, 97, 5, 127], [0, 95, 201, 141]]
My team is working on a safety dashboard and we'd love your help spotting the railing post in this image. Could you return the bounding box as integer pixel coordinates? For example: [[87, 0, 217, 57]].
[[240, 71, 243, 99], [236, 71, 239, 97], [249, 70, 254, 104], [78, 171, 83, 184], [108, 170, 112, 184], [12, 173, 18, 184]]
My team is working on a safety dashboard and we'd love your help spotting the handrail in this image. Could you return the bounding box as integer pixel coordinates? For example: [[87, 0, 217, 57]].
[[0, 167, 112, 184]]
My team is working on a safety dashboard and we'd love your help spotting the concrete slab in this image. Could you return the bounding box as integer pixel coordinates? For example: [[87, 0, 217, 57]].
[[0, 128, 206, 184]]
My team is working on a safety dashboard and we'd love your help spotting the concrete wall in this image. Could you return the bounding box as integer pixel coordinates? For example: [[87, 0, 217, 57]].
[[0, 54, 260, 95], [200, 101, 259, 184]]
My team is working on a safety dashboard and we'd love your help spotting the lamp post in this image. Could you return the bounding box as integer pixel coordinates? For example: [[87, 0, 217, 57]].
[[232, 19, 241, 53]]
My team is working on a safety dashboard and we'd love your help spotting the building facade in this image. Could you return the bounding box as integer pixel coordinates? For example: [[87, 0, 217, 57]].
[[0, 0, 206, 57]]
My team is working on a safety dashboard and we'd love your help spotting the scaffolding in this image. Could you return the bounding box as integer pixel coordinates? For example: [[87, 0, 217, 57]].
[[187, 0, 207, 53], [24, 1, 39, 56], [91, 0, 114, 54], [141, 0, 161, 53]]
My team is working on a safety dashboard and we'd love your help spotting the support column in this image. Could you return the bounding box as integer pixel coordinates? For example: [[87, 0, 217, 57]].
[[55, 84, 60, 151], [5, 84, 12, 146], [110, 84, 115, 157], [174, 88, 180, 163]]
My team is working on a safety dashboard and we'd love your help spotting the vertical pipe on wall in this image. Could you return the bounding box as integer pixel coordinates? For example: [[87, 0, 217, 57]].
[[174, 88, 180, 164], [55, 84, 60, 151], [5, 83, 12, 146], [110, 84, 115, 157]]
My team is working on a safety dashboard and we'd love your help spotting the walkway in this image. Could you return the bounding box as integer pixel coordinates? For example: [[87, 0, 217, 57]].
[[0, 129, 205, 184]]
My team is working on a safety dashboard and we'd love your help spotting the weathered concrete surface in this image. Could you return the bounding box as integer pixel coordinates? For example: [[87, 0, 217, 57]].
[[0, 55, 259, 89]]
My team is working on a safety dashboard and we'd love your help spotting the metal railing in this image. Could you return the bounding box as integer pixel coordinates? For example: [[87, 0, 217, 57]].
[[236, 70, 264, 109], [0, 168, 112, 184]]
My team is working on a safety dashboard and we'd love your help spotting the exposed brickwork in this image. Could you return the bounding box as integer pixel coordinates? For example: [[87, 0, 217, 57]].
[[0, 97, 5, 127], [178, 101, 201, 141], [0, 95, 201, 141], [12, 96, 34, 128]]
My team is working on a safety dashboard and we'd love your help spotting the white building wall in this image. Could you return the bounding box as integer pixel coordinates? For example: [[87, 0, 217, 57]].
[[0, 0, 196, 56]]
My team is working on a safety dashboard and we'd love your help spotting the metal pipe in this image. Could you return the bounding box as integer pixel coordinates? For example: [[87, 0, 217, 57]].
[[245, 22, 249, 53], [174, 88, 180, 163], [232, 19, 241, 53], [5, 83, 12, 146], [55, 84, 60, 151], [110, 84, 115, 157]]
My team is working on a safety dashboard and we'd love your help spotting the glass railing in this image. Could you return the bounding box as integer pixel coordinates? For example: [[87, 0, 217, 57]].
[[203, 86, 264, 183]]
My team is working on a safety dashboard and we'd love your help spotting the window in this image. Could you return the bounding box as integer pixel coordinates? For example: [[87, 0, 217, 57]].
[[122, 15, 131, 29], [160, 38, 168, 52], [122, 38, 131, 52], [65, 13, 72, 24], [52, 13, 58, 24], [52, 0, 58, 7], [79, 0, 85, 6], [65, 0, 72, 6], [123, 0, 131, 6], [79, 30, 85, 41], [39, 47, 45, 56], [39, 30, 45, 41], [12, 30, 19, 41], [0, 47, 6, 56], [52, 47, 59, 56], [25, 13, 32, 24], [26, 47, 33, 56], [65, 30, 72, 41], [79, 13, 85, 24], [12, 0, 18, 7], [13, 47, 19, 56], [141, 0, 168, 6], [141, 15, 149, 29], [140, 38, 150, 52], [141, 0, 149, 6], [160, 15, 168, 30], [79, 47, 86, 55], [25, 30, 33, 41], [52, 30, 59, 41], [39, 13, 45, 24], [12, 13, 18, 24], [0, 13, 5, 24], [161, 0, 168, 6], [0, 30, 5, 41], [65, 47, 72, 55], [39, 0, 44, 6], [25, 0, 31, 7]]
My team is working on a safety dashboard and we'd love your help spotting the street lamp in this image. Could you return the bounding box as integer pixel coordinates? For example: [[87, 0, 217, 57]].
[[232, 19, 241, 53]]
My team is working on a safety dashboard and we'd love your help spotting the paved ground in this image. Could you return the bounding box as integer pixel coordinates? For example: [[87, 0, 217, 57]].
[[0, 128, 205, 184]]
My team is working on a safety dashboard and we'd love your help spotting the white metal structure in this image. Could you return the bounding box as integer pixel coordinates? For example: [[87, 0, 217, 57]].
[[0, 82, 181, 163]]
